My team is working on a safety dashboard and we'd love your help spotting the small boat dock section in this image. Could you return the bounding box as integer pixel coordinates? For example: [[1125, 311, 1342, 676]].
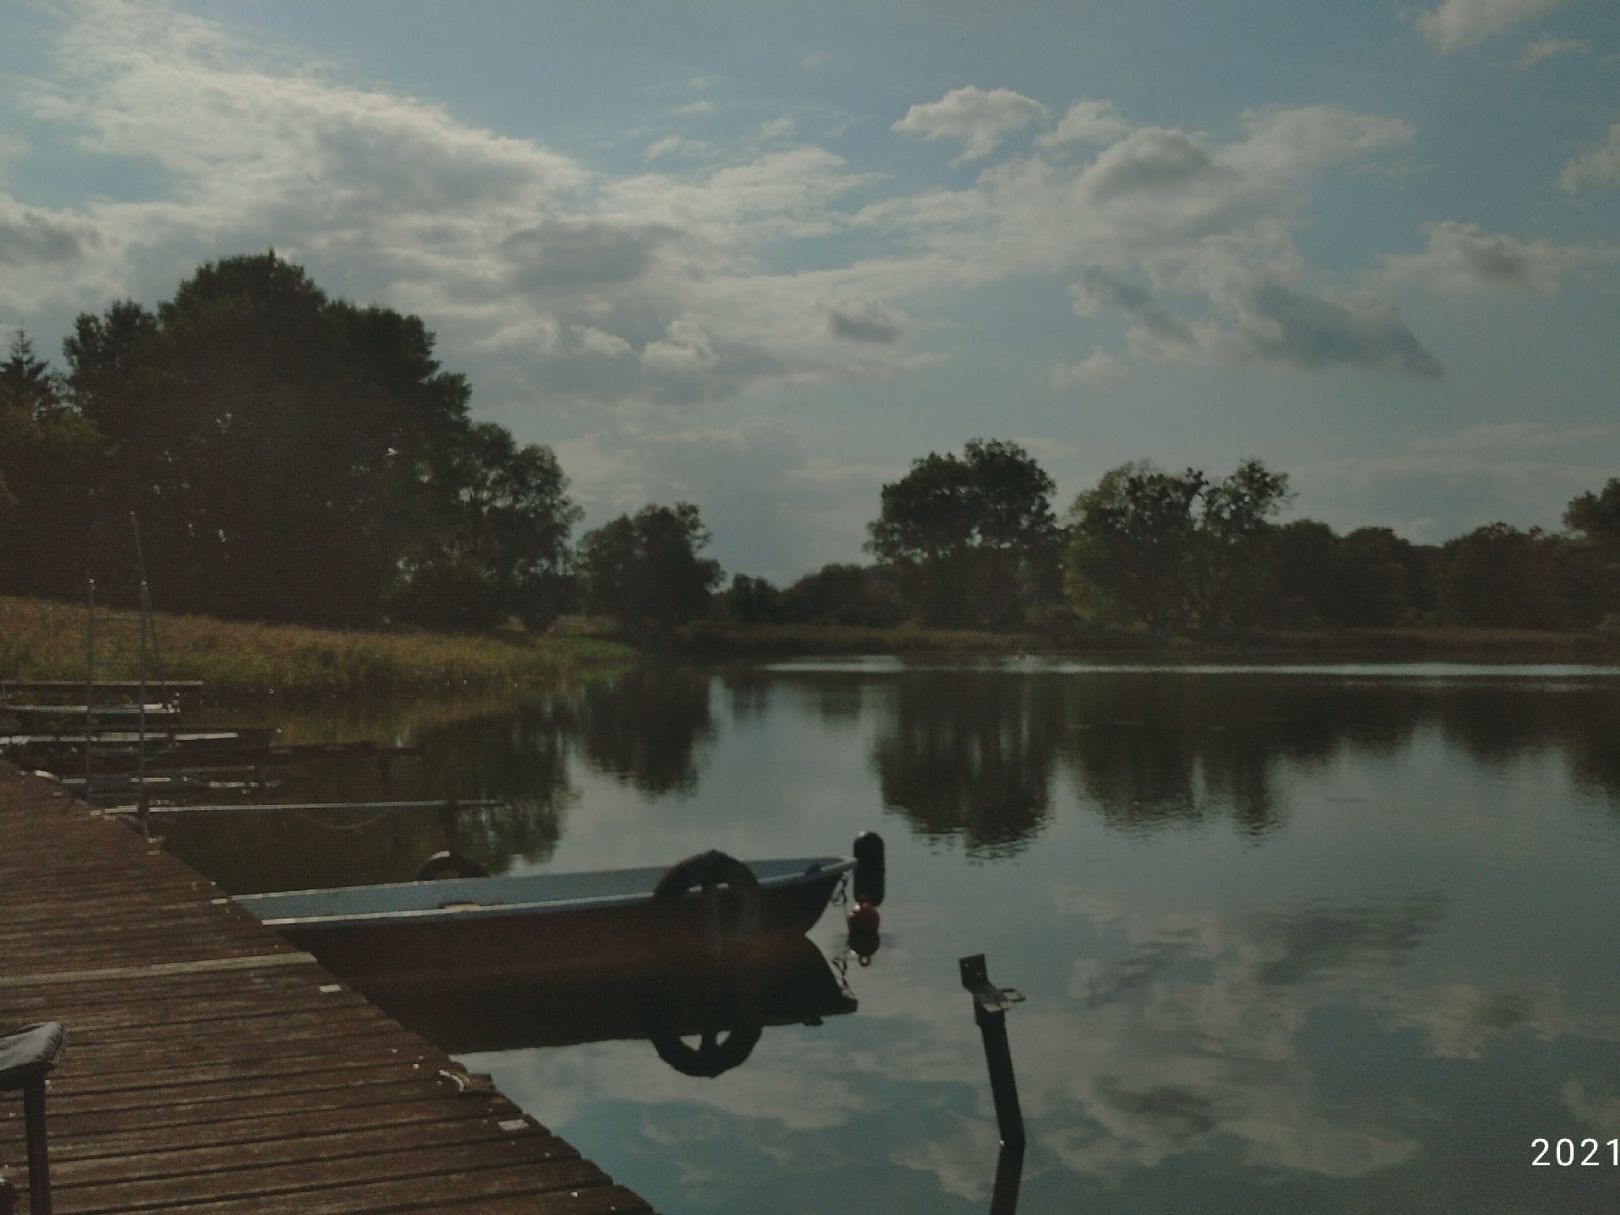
[[0, 761, 656, 1214]]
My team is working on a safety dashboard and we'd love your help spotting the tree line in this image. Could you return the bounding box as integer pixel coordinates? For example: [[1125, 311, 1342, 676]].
[[0, 254, 718, 632], [4, 253, 1616, 636]]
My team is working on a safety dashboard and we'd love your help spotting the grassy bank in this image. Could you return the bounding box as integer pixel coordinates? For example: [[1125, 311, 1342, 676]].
[[0, 596, 635, 696]]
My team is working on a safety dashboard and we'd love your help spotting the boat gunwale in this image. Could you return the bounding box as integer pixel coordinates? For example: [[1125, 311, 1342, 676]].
[[238, 856, 856, 930]]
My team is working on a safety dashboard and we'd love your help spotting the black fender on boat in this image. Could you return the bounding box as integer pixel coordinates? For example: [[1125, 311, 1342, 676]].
[[414, 850, 489, 882], [652, 849, 764, 944]]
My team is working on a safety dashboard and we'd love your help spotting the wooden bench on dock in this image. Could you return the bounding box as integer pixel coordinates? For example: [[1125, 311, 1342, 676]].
[[0, 762, 656, 1214]]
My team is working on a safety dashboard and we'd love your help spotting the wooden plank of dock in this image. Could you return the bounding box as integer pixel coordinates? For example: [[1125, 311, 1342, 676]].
[[0, 762, 657, 1214]]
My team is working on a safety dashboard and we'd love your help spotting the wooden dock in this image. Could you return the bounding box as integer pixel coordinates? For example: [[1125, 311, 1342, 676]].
[[0, 762, 656, 1214]]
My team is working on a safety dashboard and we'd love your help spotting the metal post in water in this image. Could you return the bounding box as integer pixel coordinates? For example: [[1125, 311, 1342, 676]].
[[959, 953, 1026, 1150], [989, 1143, 1025, 1215]]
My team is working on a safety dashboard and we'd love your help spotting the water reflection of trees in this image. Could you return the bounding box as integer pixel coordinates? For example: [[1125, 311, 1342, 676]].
[[415, 696, 576, 866], [1063, 677, 1415, 835], [868, 672, 1498, 851], [870, 673, 1066, 856], [573, 666, 715, 795]]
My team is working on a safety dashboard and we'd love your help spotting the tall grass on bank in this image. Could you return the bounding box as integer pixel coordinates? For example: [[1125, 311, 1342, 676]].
[[0, 596, 635, 696]]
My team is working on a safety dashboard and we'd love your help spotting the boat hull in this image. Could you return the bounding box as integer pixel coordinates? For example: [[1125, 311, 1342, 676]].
[[241, 857, 854, 984]]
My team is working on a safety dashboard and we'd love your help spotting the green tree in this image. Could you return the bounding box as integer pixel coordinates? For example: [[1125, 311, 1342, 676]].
[[1064, 458, 1289, 632], [1337, 526, 1420, 626], [867, 438, 1061, 627], [1434, 523, 1564, 628], [57, 253, 567, 627], [0, 334, 104, 599], [724, 574, 782, 624], [780, 563, 904, 626], [578, 502, 722, 631], [389, 423, 581, 630], [1264, 519, 1344, 626], [1065, 462, 1204, 633], [1563, 480, 1620, 624], [1187, 457, 1292, 626], [1565, 479, 1620, 547]]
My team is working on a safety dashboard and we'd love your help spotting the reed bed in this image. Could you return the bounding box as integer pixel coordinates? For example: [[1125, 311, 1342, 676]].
[[0, 595, 635, 696]]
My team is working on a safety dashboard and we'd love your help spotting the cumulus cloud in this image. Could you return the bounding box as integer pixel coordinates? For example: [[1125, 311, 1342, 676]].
[[826, 299, 906, 343], [0, 205, 102, 267], [642, 135, 712, 161], [1072, 268, 1196, 351], [892, 85, 1049, 164], [1227, 279, 1443, 378], [1417, 0, 1565, 52], [1079, 128, 1220, 200], [1036, 99, 1131, 150], [1, 1, 941, 415], [1072, 262, 1441, 379], [1560, 121, 1620, 192], [1382, 220, 1612, 293]]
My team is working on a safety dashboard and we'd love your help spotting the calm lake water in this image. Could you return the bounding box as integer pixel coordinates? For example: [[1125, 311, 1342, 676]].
[[161, 658, 1620, 1213]]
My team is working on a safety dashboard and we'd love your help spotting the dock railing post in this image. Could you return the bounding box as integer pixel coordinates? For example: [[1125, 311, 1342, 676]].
[[83, 578, 95, 795], [133, 515, 149, 832]]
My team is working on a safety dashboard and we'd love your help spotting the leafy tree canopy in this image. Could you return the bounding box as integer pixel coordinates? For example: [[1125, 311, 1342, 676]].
[[579, 502, 722, 631], [867, 438, 1062, 627], [1066, 458, 1290, 632]]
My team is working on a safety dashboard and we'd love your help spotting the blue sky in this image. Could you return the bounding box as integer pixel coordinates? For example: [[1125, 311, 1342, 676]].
[[3, 0, 1618, 580]]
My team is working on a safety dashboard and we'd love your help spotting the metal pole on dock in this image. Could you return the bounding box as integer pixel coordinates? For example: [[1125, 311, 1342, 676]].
[[83, 578, 95, 794], [132, 515, 149, 834]]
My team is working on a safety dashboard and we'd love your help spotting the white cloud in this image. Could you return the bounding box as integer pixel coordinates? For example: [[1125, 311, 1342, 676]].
[[826, 299, 906, 343], [877, 97, 1433, 378], [1079, 128, 1220, 200], [1417, 0, 1565, 52], [643, 135, 713, 162], [1036, 99, 1131, 150], [1560, 121, 1620, 192], [1382, 221, 1613, 293], [1519, 36, 1587, 67], [673, 100, 717, 118], [758, 116, 796, 141], [892, 86, 1049, 165], [1051, 350, 1126, 389]]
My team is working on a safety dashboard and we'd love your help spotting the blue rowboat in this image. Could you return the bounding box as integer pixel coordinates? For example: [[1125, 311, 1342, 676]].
[[235, 852, 856, 982]]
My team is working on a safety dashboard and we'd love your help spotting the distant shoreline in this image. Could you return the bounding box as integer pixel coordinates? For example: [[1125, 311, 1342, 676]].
[[4, 594, 1615, 700], [658, 622, 1620, 662]]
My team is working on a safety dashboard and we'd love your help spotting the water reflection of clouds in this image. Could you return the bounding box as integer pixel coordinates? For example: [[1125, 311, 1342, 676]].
[[463, 878, 1620, 1210]]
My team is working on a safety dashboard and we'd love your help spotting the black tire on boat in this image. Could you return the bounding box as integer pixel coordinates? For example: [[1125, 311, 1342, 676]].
[[414, 850, 489, 882], [652, 849, 764, 943]]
